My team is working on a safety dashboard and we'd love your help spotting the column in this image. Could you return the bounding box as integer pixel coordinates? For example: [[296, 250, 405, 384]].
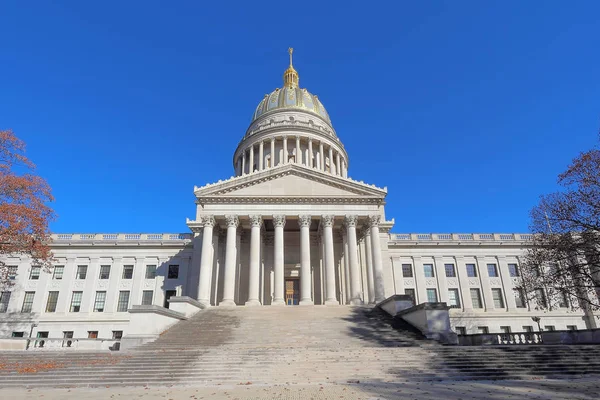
[[434, 256, 448, 304], [364, 230, 375, 304], [241, 152, 246, 175], [476, 256, 494, 311], [342, 233, 350, 303], [321, 215, 338, 305], [198, 215, 215, 306], [249, 145, 254, 173], [259, 141, 264, 171], [272, 215, 286, 306], [220, 215, 239, 306], [283, 136, 288, 164], [413, 256, 427, 304], [270, 138, 275, 168], [308, 138, 313, 168], [328, 146, 334, 174], [455, 256, 472, 310], [319, 142, 324, 171], [336, 152, 341, 176], [246, 215, 262, 306], [342, 160, 347, 178], [294, 135, 300, 165], [297, 215, 312, 305], [344, 215, 362, 304], [497, 256, 516, 310], [369, 215, 385, 302]]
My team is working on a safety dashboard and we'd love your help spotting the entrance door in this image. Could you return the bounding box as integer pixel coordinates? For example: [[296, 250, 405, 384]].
[[285, 279, 300, 305]]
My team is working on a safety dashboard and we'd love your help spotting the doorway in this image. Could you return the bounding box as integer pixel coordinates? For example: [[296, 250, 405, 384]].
[[285, 278, 300, 305]]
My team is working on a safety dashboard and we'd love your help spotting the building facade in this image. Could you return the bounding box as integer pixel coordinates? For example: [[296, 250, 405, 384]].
[[0, 50, 596, 342]]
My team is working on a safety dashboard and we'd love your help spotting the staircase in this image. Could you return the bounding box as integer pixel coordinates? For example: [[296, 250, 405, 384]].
[[1, 306, 600, 388]]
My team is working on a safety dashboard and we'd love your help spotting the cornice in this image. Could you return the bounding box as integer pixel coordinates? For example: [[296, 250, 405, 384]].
[[198, 196, 384, 205]]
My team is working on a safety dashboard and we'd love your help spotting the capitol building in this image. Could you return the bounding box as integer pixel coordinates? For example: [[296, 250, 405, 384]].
[[0, 50, 595, 346]]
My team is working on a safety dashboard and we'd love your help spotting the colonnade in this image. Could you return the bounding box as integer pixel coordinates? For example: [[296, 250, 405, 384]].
[[195, 214, 385, 306], [236, 136, 348, 177]]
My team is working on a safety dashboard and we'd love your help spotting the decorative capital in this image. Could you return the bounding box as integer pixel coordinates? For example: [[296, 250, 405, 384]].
[[225, 215, 239, 228], [249, 215, 263, 227], [344, 215, 358, 228], [320, 215, 335, 228], [273, 215, 286, 228], [298, 215, 312, 228], [202, 215, 216, 227], [368, 215, 381, 228], [295, 135, 300, 141]]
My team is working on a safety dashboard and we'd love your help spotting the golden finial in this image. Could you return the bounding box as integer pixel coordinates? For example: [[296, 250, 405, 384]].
[[283, 47, 299, 89]]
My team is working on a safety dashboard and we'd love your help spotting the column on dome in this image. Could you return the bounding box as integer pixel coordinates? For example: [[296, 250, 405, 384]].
[[249, 145, 254, 173], [321, 215, 338, 305], [298, 215, 312, 305], [295, 136, 301, 164], [198, 215, 215, 306], [319, 142, 325, 171], [363, 230, 375, 304], [272, 215, 286, 306], [308, 138, 313, 168], [283, 136, 288, 164], [328, 146, 334, 174], [370, 215, 385, 302], [242, 151, 246, 175], [259, 141, 264, 171], [270, 138, 276, 168], [220, 215, 239, 306], [342, 159, 347, 178], [336, 152, 341, 176], [344, 215, 362, 305], [246, 215, 262, 306]]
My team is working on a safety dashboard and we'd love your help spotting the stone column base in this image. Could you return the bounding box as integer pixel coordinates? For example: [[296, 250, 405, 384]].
[[245, 299, 261, 306], [271, 299, 286, 306], [219, 300, 236, 307], [299, 299, 313, 306], [349, 298, 364, 306], [324, 300, 339, 306]]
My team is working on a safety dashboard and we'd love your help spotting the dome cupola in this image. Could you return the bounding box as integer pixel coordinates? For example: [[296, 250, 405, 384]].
[[283, 47, 299, 89]]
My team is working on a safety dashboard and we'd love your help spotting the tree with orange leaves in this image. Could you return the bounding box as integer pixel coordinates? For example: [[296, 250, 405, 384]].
[[1, 129, 55, 284]]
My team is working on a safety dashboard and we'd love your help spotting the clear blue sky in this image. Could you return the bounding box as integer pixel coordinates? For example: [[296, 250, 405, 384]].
[[1, 1, 598, 234]]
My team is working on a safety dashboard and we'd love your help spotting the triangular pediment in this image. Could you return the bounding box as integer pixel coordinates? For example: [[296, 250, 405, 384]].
[[194, 164, 386, 203]]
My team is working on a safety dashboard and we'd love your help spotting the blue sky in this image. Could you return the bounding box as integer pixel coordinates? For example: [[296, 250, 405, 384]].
[[1, 1, 598, 234]]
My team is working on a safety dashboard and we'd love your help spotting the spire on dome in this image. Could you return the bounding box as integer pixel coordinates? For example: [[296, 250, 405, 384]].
[[283, 47, 299, 89]]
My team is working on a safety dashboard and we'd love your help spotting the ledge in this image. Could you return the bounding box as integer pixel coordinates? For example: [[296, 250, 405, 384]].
[[168, 296, 206, 309], [395, 302, 451, 317], [128, 305, 186, 320]]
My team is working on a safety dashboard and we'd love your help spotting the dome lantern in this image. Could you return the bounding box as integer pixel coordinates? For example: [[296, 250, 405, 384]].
[[283, 47, 299, 89]]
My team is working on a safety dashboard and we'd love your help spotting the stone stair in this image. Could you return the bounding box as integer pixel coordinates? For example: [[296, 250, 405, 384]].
[[0, 306, 600, 388]]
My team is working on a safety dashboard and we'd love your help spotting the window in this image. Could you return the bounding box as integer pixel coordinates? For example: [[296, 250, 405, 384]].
[[522, 326, 534, 333], [99, 265, 111, 280], [455, 326, 466, 335], [470, 288, 483, 308], [53, 266, 64, 280], [447, 289, 461, 308], [145, 265, 156, 279], [11, 332, 24, 338], [29, 266, 41, 280], [63, 331, 74, 347], [535, 288, 547, 308], [500, 326, 511, 334], [88, 331, 98, 339], [487, 264, 498, 277], [0, 292, 11, 313], [558, 291, 569, 308], [94, 291, 106, 312], [401, 264, 413, 277], [117, 291, 130, 312], [45, 291, 59, 313], [514, 288, 526, 308], [168, 265, 179, 279], [444, 264, 456, 277], [76, 265, 87, 279], [36, 331, 48, 338], [567, 325, 577, 331], [426, 288, 438, 303], [466, 264, 477, 277], [70, 291, 83, 312], [544, 325, 555, 332], [164, 290, 176, 309], [112, 331, 123, 340], [508, 263, 520, 277], [423, 264, 434, 278], [21, 292, 35, 313], [477, 326, 489, 334], [122, 265, 134, 279], [492, 288, 505, 308], [8, 266, 17, 280], [404, 288, 416, 304], [141, 290, 154, 305]]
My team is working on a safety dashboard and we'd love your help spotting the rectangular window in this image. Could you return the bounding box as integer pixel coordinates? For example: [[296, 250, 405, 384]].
[[36, 331, 48, 339], [514, 288, 526, 308], [88, 331, 98, 339], [141, 290, 154, 305], [487, 263, 498, 277], [522, 326, 534, 333], [426, 288, 438, 303], [500, 326, 511, 334], [401, 264, 413, 278], [21, 292, 35, 313], [164, 290, 176, 308], [470, 288, 483, 308], [112, 330, 123, 340], [544, 325, 555, 332], [423, 264, 434, 278], [492, 288, 505, 308], [70, 291, 83, 312], [0, 291, 11, 313], [404, 288, 416, 304], [29, 266, 41, 280], [466, 263, 477, 277], [535, 288, 547, 308], [63, 331, 74, 338], [45, 291, 59, 313], [145, 265, 156, 279], [53, 266, 64, 280], [122, 265, 134, 279], [444, 264, 456, 277], [168, 265, 179, 279], [567, 325, 577, 331], [117, 291, 130, 312], [477, 326, 489, 334], [11, 332, 24, 338], [99, 265, 111, 280], [455, 326, 466, 335], [76, 265, 87, 279], [447, 289, 461, 308], [8, 266, 18, 280], [558, 291, 569, 308], [93, 291, 106, 312], [508, 263, 520, 277]]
